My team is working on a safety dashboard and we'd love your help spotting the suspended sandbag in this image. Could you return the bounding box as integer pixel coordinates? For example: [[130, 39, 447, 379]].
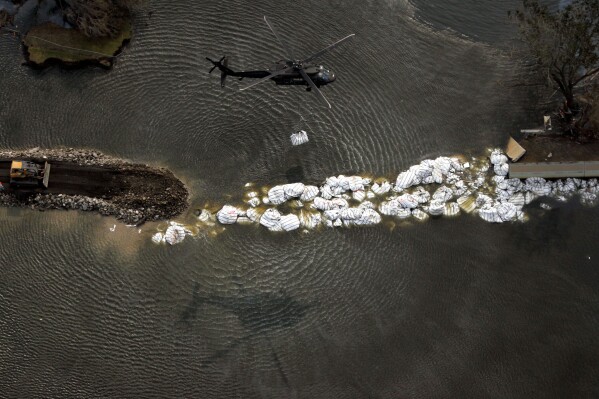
[[290, 130, 309, 146]]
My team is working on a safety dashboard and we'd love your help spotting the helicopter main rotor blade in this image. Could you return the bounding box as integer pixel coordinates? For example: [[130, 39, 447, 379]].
[[263, 16, 294, 59], [302, 34, 355, 63], [299, 68, 331, 109], [239, 67, 292, 91]]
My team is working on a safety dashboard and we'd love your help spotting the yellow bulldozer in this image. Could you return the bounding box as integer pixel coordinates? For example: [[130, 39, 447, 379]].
[[9, 160, 51, 189]]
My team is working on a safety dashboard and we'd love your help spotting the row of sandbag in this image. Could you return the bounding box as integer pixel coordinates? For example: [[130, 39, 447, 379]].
[[153, 151, 599, 243]]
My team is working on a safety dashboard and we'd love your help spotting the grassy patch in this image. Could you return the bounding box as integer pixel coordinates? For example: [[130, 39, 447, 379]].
[[23, 21, 132, 66]]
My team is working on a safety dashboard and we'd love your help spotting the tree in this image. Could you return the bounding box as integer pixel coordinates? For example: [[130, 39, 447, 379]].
[[511, 0, 599, 111], [56, 0, 143, 38]]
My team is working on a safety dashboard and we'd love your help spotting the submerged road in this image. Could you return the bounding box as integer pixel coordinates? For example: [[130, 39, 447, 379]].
[[0, 159, 127, 198]]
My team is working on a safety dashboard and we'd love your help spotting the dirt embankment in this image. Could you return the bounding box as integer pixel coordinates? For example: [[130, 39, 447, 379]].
[[0, 147, 188, 225]]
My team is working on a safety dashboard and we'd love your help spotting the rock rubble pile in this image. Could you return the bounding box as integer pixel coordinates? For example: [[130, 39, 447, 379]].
[[0, 147, 188, 224]]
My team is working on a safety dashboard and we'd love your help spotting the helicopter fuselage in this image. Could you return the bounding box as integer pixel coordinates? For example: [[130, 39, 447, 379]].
[[228, 61, 336, 87]]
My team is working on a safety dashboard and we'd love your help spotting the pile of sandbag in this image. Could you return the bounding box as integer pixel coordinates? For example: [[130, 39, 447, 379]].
[[153, 149, 599, 244]]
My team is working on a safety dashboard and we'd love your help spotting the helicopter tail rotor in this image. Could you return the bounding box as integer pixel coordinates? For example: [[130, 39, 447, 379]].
[[206, 56, 231, 87]]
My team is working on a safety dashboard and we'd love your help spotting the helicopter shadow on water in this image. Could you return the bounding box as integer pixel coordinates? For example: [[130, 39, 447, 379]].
[[175, 280, 316, 390]]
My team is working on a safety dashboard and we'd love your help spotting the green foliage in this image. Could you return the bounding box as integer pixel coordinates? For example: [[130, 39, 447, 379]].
[[511, 0, 599, 108], [54, 0, 145, 38]]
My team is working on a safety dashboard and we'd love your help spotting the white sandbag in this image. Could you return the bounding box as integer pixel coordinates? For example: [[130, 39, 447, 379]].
[[492, 175, 506, 185], [340, 207, 364, 221], [324, 209, 342, 220], [246, 208, 261, 222], [427, 199, 445, 216], [319, 184, 334, 199], [165, 224, 188, 245], [508, 192, 525, 207], [490, 150, 508, 165], [352, 189, 366, 202], [280, 214, 301, 231], [411, 209, 429, 221], [412, 187, 431, 204], [331, 197, 349, 209], [151, 232, 165, 244], [495, 189, 512, 201], [411, 165, 432, 181], [198, 209, 212, 222], [268, 186, 287, 205], [525, 177, 551, 196], [432, 186, 453, 202], [290, 130, 309, 146], [397, 194, 419, 209], [457, 196, 476, 213], [524, 191, 538, 204], [247, 197, 261, 207], [475, 194, 493, 208], [359, 201, 376, 210], [497, 202, 518, 221], [283, 183, 305, 198], [354, 209, 381, 225], [478, 207, 501, 223], [347, 176, 365, 191], [312, 197, 331, 211], [395, 170, 418, 190], [450, 158, 464, 172], [494, 163, 509, 176], [558, 179, 577, 194], [300, 185, 319, 202], [434, 157, 452, 174], [506, 178, 524, 192], [432, 169, 444, 184], [371, 181, 392, 195], [470, 176, 486, 189], [422, 175, 436, 185], [444, 202, 460, 216], [259, 208, 282, 231], [217, 205, 240, 224], [445, 173, 461, 185], [396, 208, 412, 219], [379, 199, 400, 216]]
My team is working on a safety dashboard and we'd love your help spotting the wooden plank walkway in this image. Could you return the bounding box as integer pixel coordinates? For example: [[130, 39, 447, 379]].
[[509, 161, 599, 179]]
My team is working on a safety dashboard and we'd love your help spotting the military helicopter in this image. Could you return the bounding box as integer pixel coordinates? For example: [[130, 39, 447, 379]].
[[206, 16, 355, 108]]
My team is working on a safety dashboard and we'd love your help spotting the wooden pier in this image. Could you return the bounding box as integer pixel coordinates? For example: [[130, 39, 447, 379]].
[[509, 161, 599, 179]]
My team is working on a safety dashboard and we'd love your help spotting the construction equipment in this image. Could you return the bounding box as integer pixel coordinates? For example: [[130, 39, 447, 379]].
[[9, 160, 51, 188]]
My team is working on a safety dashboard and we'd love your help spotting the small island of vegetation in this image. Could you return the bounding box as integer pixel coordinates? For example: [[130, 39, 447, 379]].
[[2, 0, 141, 68]]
